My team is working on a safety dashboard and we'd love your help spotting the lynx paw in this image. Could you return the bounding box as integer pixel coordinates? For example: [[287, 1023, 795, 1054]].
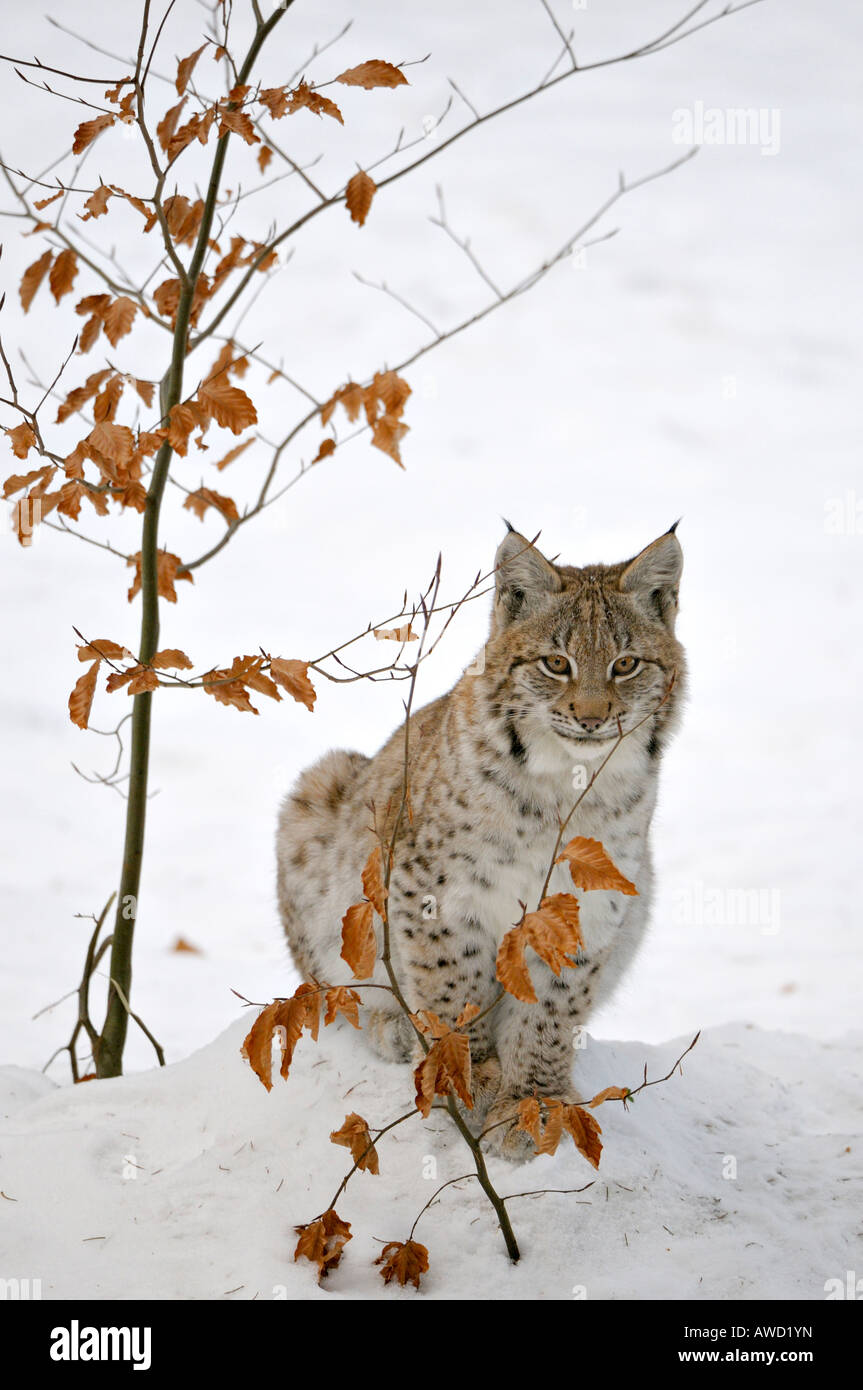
[[481, 1093, 537, 1163], [365, 1008, 420, 1064]]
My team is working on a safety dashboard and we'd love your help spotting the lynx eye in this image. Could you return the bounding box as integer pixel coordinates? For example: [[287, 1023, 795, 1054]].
[[540, 654, 570, 677], [611, 654, 641, 678]]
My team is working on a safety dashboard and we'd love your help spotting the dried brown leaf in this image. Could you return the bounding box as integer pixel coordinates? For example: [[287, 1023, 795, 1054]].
[[340, 901, 377, 980], [556, 837, 638, 895], [335, 60, 408, 90], [375, 1240, 429, 1290], [69, 661, 100, 730], [329, 1112, 379, 1174], [19, 250, 53, 312], [49, 248, 79, 304], [270, 657, 316, 711], [345, 169, 376, 227], [72, 114, 114, 155]]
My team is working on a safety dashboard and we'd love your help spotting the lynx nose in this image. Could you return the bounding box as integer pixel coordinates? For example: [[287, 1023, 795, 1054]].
[[576, 715, 605, 732]]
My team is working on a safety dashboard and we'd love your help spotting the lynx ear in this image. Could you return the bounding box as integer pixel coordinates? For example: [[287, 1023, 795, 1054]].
[[619, 528, 683, 629], [492, 528, 561, 633]]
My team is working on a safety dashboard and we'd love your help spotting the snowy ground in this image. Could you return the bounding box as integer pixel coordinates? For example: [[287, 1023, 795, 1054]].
[[0, 0, 861, 1299], [2, 1020, 859, 1300]]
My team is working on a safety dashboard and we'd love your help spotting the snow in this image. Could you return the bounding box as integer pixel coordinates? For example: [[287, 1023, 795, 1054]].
[[0, 0, 861, 1299], [2, 1019, 859, 1299]]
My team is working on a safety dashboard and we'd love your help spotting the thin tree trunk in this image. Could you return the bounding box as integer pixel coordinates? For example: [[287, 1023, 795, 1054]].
[[96, 4, 290, 1076]]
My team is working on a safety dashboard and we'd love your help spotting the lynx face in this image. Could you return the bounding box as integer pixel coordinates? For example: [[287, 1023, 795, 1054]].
[[481, 527, 685, 760]]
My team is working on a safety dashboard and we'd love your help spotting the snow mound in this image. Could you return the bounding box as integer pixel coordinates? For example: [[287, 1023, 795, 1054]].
[[1, 1020, 859, 1300]]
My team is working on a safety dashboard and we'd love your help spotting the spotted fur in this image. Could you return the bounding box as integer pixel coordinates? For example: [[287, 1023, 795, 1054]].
[[276, 527, 686, 1158]]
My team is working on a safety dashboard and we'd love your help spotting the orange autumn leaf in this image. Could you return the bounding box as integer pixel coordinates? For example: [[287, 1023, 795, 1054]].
[[81, 184, 113, 221], [33, 188, 64, 211], [218, 107, 259, 145], [5, 422, 38, 460], [361, 844, 388, 920], [72, 113, 114, 154], [561, 1103, 603, 1169], [166, 402, 205, 456], [340, 901, 377, 980], [555, 837, 638, 895], [257, 145, 273, 173], [373, 624, 417, 642], [233, 655, 281, 703], [372, 369, 412, 420], [515, 1097, 603, 1166], [69, 661, 100, 730], [515, 1097, 563, 1155], [455, 1001, 481, 1029], [495, 928, 537, 1004], [126, 664, 160, 694], [258, 86, 289, 119], [76, 639, 130, 662], [312, 438, 336, 464], [323, 985, 361, 1029], [92, 374, 124, 422], [370, 414, 408, 467], [212, 437, 254, 471], [102, 297, 137, 347], [105, 669, 134, 693], [3, 464, 53, 497], [270, 658, 316, 711], [414, 1027, 472, 1118], [335, 60, 408, 90], [281, 80, 344, 125], [183, 487, 239, 524], [156, 98, 186, 153], [320, 380, 365, 426], [375, 1240, 429, 1290], [115, 481, 147, 513], [496, 893, 583, 1004], [329, 1112, 379, 1174], [126, 550, 193, 604], [241, 984, 320, 1090], [150, 649, 193, 670], [19, 250, 53, 312], [345, 170, 376, 227], [88, 420, 135, 473], [171, 936, 201, 953], [588, 1085, 631, 1109], [56, 367, 111, 423], [293, 1209, 352, 1281], [410, 1009, 450, 1039], [176, 42, 206, 95], [197, 377, 257, 433], [202, 669, 258, 714]]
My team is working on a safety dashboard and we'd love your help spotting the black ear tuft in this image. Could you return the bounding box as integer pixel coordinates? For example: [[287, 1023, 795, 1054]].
[[666, 518, 682, 535], [501, 517, 516, 534]]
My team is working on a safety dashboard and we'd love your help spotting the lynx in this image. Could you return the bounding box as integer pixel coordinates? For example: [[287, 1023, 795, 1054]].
[[276, 526, 686, 1159]]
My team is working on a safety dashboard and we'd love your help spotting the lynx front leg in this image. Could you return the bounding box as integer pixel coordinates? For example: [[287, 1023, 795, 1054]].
[[484, 974, 585, 1161]]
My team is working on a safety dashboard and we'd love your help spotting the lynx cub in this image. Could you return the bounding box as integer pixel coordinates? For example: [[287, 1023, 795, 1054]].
[[277, 527, 685, 1159]]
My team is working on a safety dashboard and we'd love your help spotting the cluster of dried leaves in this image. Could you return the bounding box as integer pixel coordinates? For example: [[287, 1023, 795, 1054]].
[[241, 836, 640, 1291], [3, 42, 416, 737], [3, 46, 419, 744], [68, 636, 316, 729]]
